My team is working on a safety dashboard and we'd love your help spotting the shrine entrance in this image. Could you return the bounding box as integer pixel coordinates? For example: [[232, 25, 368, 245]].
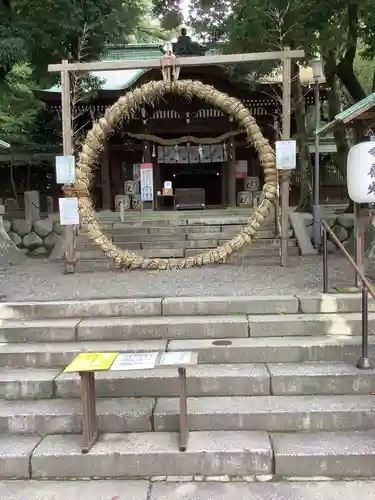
[[49, 45, 304, 271], [161, 163, 223, 207]]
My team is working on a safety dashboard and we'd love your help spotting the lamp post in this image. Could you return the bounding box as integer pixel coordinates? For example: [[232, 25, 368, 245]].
[[311, 58, 323, 248]]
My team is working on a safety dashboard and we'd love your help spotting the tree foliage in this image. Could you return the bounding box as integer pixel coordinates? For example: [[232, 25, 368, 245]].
[[0, 0, 146, 83], [0, 0, 160, 150], [0, 63, 44, 146]]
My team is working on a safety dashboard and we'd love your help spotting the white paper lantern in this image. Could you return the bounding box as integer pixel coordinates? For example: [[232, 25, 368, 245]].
[[347, 142, 375, 203]]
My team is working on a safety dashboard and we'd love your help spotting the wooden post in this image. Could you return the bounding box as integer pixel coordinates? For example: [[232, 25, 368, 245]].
[[227, 139, 236, 207], [61, 61, 76, 273], [101, 142, 111, 210], [280, 48, 292, 267]]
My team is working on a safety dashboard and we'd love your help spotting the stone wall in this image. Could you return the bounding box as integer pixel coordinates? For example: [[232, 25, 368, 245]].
[[302, 213, 355, 252], [3, 219, 62, 257]]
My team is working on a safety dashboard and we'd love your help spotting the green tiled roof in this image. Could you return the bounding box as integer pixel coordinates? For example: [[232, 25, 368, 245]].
[[43, 43, 222, 94], [316, 92, 375, 135]]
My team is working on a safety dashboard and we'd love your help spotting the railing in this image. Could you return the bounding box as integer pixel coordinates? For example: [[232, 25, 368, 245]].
[[321, 219, 374, 370]]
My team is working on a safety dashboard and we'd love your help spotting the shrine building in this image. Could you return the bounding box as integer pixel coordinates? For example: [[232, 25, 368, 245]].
[[1, 31, 337, 213]]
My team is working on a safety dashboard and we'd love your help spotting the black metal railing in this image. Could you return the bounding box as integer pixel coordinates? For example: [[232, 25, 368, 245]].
[[321, 219, 374, 370]]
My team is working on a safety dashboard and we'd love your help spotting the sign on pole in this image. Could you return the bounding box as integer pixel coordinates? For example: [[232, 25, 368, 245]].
[[59, 197, 79, 225], [140, 163, 154, 202], [276, 140, 297, 170], [55, 155, 76, 184]]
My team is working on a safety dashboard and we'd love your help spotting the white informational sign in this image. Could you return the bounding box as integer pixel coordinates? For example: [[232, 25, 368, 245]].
[[234, 160, 248, 179], [159, 351, 194, 366], [275, 140, 297, 170], [140, 163, 154, 202], [55, 155, 76, 184], [110, 352, 158, 371], [58, 197, 79, 226]]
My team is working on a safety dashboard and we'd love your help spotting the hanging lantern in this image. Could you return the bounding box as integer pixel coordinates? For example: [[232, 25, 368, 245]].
[[347, 142, 375, 203], [152, 143, 156, 158]]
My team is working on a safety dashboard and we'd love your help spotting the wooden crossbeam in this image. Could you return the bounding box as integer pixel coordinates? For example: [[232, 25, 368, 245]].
[[48, 49, 305, 73]]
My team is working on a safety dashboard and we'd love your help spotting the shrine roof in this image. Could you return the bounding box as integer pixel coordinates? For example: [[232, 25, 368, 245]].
[[316, 92, 375, 135], [42, 43, 221, 94]]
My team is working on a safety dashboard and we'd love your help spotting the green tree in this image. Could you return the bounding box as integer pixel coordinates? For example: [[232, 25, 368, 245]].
[[0, 0, 145, 83], [0, 62, 44, 146]]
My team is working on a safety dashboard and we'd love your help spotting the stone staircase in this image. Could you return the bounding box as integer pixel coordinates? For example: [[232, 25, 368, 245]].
[[1, 293, 375, 483], [74, 210, 297, 266]]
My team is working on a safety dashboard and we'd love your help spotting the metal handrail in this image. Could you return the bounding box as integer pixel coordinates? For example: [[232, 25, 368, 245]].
[[321, 219, 374, 370]]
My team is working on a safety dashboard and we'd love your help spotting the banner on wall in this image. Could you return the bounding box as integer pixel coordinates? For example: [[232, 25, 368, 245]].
[[140, 163, 154, 202], [234, 160, 248, 179]]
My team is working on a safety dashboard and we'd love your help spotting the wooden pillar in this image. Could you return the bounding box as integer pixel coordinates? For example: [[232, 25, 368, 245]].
[[280, 47, 292, 267], [61, 61, 76, 274], [227, 139, 236, 207], [101, 141, 111, 210], [221, 162, 227, 206]]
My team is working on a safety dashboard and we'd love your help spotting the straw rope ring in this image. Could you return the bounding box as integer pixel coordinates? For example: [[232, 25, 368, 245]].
[[75, 79, 277, 270]]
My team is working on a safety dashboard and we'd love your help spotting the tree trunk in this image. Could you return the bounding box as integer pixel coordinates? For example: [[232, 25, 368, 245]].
[[291, 62, 312, 212], [337, 64, 367, 103], [324, 62, 349, 180]]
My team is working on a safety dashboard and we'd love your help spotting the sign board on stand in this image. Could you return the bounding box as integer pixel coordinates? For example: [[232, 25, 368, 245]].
[[110, 352, 158, 371], [234, 160, 248, 179], [55, 155, 76, 184], [64, 352, 118, 372], [275, 140, 297, 170], [59, 197, 79, 225], [140, 163, 154, 203]]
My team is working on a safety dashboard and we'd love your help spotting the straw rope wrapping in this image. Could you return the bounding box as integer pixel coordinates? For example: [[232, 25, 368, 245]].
[[75, 80, 277, 270]]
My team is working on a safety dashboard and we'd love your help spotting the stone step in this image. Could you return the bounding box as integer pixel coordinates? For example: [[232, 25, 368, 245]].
[[0, 297, 163, 320], [150, 482, 375, 499], [246, 311, 375, 337], [272, 430, 375, 478], [6, 429, 375, 479], [0, 315, 248, 342], [55, 363, 270, 399], [1, 362, 374, 400], [76, 238, 297, 252], [77, 244, 298, 260], [84, 228, 292, 240], [2, 481, 375, 499], [2, 294, 371, 321], [74, 312, 375, 340], [0, 340, 166, 368], [2, 395, 375, 436], [0, 336, 372, 369], [0, 369, 60, 399], [154, 395, 375, 433], [77, 316, 250, 341], [168, 335, 374, 365], [0, 397, 154, 435], [29, 431, 273, 479], [0, 480, 149, 499], [185, 247, 300, 259], [2, 311, 373, 343]]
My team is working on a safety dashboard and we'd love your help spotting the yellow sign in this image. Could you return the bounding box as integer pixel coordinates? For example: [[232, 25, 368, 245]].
[[64, 352, 118, 372]]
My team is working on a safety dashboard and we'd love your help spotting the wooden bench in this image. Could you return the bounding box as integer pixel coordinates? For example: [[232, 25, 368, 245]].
[[64, 350, 198, 454]]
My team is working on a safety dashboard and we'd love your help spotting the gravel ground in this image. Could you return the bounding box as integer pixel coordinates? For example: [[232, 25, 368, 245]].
[[0, 255, 372, 302]]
